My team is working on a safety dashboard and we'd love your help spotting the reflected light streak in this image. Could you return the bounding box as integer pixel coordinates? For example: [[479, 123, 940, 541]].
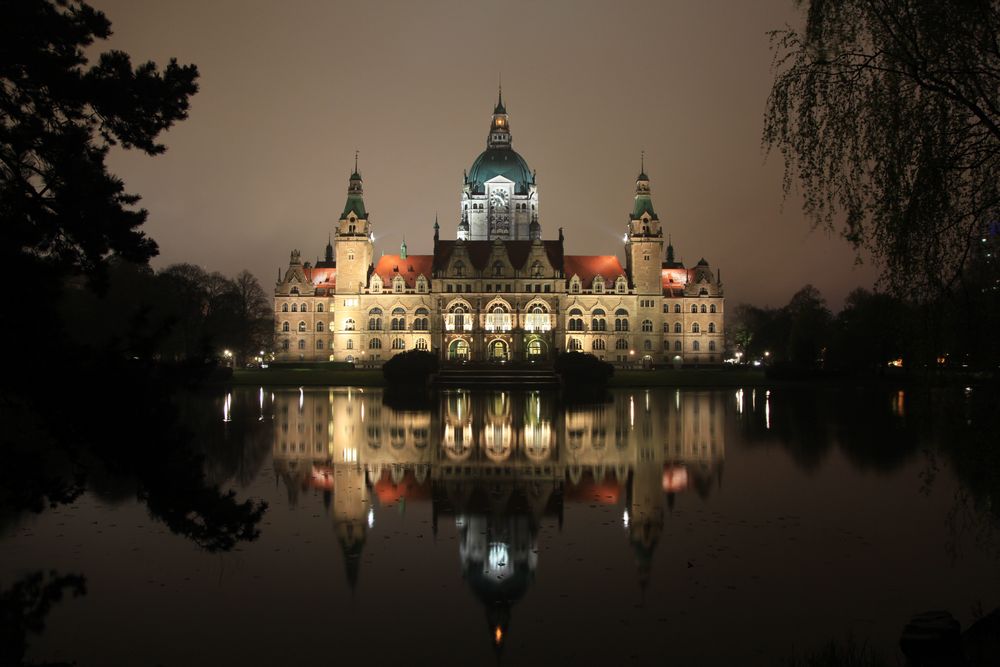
[[298, 387, 304, 411], [623, 509, 630, 529], [222, 392, 232, 423], [367, 508, 374, 529], [629, 395, 635, 428], [735, 388, 744, 414], [765, 391, 771, 430]]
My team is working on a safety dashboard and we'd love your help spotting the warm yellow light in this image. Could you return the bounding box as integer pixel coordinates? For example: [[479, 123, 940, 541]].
[[494, 627, 503, 644], [888, 358, 903, 368]]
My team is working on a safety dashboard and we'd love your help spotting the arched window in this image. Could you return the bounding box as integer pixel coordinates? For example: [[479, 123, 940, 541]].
[[593, 277, 604, 293], [708, 322, 716, 333], [290, 287, 300, 295], [281, 340, 289, 350], [710, 304, 717, 313], [316, 321, 325, 332], [368, 307, 383, 331], [282, 322, 290, 332], [298, 339, 305, 349], [344, 318, 356, 331], [415, 338, 428, 351], [316, 303, 324, 312], [614, 308, 629, 332], [316, 340, 324, 349], [454, 261, 465, 277], [568, 308, 584, 332], [709, 340, 716, 351], [701, 304, 707, 313], [570, 277, 581, 293], [532, 261, 543, 277], [592, 339, 606, 351], [674, 340, 682, 351], [674, 304, 681, 313], [674, 322, 682, 333], [644, 340, 652, 351], [301, 303, 308, 312], [393, 276, 405, 293], [568, 338, 582, 351], [641, 319, 653, 332], [616, 338, 628, 350], [616, 276, 627, 293], [298, 321, 306, 332], [692, 323, 700, 333], [369, 338, 382, 349], [447, 303, 469, 331], [691, 304, 698, 313], [693, 340, 700, 351], [370, 276, 382, 293], [291, 303, 298, 312], [392, 338, 405, 350], [391, 307, 406, 331], [281, 303, 288, 312], [493, 261, 504, 277], [413, 307, 429, 331], [416, 276, 428, 293]]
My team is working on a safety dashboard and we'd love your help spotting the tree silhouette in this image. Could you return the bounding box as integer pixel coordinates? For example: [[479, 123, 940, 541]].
[[0, 0, 198, 282], [764, 0, 1000, 298]]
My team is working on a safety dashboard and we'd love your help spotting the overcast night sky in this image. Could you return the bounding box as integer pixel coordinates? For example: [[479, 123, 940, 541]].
[[94, 0, 878, 309]]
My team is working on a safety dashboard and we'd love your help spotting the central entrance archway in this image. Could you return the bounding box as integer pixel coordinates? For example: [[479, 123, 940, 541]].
[[448, 339, 470, 361], [488, 339, 509, 362], [526, 338, 546, 360]]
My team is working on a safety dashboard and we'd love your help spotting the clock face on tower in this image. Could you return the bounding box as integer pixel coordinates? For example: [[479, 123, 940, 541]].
[[490, 189, 509, 209]]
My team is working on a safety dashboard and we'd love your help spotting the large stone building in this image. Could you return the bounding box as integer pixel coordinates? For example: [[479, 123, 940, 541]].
[[274, 92, 724, 365]]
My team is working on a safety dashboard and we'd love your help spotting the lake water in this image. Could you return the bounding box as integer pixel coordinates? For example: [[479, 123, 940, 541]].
[[2, 385, 998, 665]]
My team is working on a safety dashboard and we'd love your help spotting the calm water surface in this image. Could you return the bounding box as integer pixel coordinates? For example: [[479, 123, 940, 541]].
[[2, 386, 998, 665]]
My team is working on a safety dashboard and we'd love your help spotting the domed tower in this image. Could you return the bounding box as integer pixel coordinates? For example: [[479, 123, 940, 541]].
[[461, 88, 539, 240], [625, 157, 664, 295], [335, 157, 374, 294]]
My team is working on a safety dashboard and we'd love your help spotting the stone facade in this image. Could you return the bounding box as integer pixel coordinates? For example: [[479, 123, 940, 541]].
[[274, 94, 724, 366]]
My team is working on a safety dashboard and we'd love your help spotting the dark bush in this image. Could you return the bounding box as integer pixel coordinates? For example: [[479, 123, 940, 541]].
[[382, 350, 439, 386], [554, 352, 614, 386]]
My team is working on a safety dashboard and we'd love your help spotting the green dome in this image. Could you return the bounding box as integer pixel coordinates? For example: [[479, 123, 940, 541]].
[[468, 147, 534, 193]]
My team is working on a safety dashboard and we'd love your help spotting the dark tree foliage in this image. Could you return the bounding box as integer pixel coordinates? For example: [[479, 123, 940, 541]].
[[382, 349, 439, 385], [0, 0, 198, 281], [554, 352, 614, 384], [764, 0, 1000, 298]]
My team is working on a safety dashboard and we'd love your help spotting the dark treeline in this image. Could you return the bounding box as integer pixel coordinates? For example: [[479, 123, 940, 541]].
[[60, 260, 273, 368], [732, 279, 1000, 374]]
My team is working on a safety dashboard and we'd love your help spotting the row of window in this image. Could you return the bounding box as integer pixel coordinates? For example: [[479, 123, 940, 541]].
[[280, 302, 325, 312], [663, 303, 718, 313], [280, 338, 430, 351], [568, 276, 628, 294], [567, 338, 718, 352], [285, 318, 717, 334]]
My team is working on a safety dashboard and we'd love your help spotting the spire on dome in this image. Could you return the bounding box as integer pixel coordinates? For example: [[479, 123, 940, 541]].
[[638, 150, 648, 181], [631, 167, 657, 220], [434, 213, 440, 241], [488, 85, 511, 149], [400, 237, 407, 260], [495, 75, 505, 114], [351, 149, 361, 180]]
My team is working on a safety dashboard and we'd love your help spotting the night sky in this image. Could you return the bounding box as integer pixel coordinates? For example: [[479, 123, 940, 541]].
[[95, 0, 878, 309]]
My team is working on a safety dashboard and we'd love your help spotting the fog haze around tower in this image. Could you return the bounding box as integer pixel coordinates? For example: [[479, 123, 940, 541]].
[[94, 0, 878, 308]]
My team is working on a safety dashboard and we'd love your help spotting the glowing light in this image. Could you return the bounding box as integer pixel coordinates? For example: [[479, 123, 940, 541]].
[[298, 387, 304, 411], [486, 542, 511, 580], [765, 393, 771, 430], [623, 509, 630, 529], [494, 626, 503, 645], [258, 387, 264, 421], [629, 395, 635, 428], [367, 508, 374, 528], [222, 392, 232, 423], [735, 388, 744, 414], [887, 358, 903, 368]]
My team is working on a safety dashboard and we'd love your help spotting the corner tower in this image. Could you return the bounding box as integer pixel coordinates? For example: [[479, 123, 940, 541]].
[[625, 161, 664, 295], [461, 88, 538, 241], [335, 160, 374, 294]]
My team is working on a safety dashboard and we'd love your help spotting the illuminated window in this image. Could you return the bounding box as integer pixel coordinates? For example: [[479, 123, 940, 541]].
[[298, 321, 306, 332], [345, 318, 356, 331], [392, 338, 405, 350], [369, 338, 382, 349], [415, 338, 428, 351], [568, 338, 582, 351]]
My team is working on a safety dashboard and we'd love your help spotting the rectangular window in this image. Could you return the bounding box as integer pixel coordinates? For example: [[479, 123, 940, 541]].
[[447, 284, 453, 293]]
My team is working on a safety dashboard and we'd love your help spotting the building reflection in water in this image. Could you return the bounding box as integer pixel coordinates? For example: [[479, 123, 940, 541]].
[[270, 387, 724, 647]]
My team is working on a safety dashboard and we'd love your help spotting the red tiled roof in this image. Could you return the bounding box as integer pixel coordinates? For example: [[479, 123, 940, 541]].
[[563, 255, 626, 283], [373, 469, 432, 504], [304, 266, 337, 288], [372, 254, 433, 287], [661, 268, 689, 292]]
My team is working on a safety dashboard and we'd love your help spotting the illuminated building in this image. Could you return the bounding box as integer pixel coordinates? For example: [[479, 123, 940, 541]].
[[274, 90, 724, 366]]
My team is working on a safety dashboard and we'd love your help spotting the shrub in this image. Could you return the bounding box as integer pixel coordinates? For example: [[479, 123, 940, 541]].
[[554, 352, 614, 385], [382, 350, 439, 385]]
